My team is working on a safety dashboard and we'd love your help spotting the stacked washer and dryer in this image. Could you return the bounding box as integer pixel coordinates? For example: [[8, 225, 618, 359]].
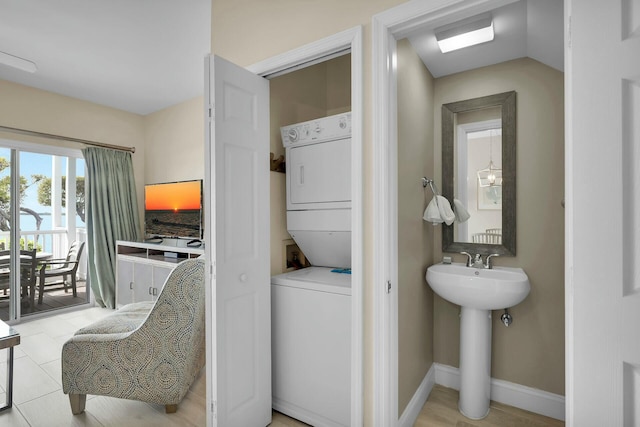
[[271, 113, 352, 427]]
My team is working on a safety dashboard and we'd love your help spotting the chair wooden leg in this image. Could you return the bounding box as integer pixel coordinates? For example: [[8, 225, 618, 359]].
[[69, 393, 86, 415], [63, 274, 68, 293], [165, 404, 178, 413], [71, 275, 77, 297], [38, 274, 45, 304], [29, 282, 35, 308]]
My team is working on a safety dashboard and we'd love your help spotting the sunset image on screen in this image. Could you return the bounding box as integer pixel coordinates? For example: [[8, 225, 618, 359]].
[[145, 181, 201, 211]]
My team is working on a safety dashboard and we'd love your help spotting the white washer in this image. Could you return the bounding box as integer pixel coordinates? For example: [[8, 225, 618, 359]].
[[271, 267, 351, 427]]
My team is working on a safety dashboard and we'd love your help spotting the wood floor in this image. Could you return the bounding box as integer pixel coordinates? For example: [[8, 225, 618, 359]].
[[415, 384, 565, 427], [0, 280, 88, 321]]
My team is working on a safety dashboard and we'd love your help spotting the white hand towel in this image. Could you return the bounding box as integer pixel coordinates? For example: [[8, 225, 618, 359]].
[[436, 195, 455, 226], [453, 198, 471, 223], [423, 196, 442, 225]]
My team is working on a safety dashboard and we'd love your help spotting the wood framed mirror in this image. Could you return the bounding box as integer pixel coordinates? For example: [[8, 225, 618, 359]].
[[441, 91, 516, 256]]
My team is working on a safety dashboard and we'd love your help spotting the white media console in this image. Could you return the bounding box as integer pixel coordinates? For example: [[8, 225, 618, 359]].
[[115, 240, 204, 309]]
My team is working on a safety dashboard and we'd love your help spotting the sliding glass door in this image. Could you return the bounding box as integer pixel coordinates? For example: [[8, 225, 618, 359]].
[[0, 140, 87, 322]]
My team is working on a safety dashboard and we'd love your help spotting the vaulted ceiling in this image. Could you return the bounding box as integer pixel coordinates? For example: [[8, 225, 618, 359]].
[[0, 1, 561, 116], [0, 0, 210, 115], [406, 0, 563, 78]]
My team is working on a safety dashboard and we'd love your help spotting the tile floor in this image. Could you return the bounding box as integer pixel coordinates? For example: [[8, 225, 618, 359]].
[[0, 306, 309, 427], [0, 306, 207, 427]]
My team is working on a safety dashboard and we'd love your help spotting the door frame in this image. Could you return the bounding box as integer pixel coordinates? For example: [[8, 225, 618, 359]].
[[247, 26, 364, 426], [371, 1, 526, 425]]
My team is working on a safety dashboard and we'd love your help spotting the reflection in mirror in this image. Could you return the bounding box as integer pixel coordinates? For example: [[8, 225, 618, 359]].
[[454, 110, 502, 244], [442, 91, 516, 256]]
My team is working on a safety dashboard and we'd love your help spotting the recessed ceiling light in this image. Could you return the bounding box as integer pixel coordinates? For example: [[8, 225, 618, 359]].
[[435, 13, 495, 54], [0, 51, 37, 73]]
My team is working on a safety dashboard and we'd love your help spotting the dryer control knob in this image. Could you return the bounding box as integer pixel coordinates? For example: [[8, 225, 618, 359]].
[[239, 273, 248, 282], [287, 128, 299, 142]]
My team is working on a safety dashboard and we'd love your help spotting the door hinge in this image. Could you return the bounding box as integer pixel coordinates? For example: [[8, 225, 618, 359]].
[[567, 15, 572, 49], [387, 280, 392, 293], [211, 400, 217, 418]]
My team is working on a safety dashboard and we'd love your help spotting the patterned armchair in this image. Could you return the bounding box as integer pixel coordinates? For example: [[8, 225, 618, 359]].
[[62, 259, 205, 414]]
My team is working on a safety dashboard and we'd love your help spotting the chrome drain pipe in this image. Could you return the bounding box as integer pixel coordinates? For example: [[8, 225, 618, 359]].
[[500, 309, 513, 327]]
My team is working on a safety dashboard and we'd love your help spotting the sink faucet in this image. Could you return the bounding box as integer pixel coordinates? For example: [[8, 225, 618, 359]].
[[460, 252, 473, 267], [460, 252, 499, 269], [485, 254, 500, 269], [471, 254, 484, 268], [461, 252, 484, 268]]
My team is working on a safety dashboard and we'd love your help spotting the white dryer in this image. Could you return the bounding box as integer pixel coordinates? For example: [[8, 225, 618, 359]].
[[271, 267, 351, 427]]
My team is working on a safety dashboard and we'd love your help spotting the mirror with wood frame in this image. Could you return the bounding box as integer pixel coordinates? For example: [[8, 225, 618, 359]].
[[441, 91, 516, 256]]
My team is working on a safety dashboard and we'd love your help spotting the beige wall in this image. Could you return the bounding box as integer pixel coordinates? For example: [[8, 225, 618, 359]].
[[213, 0, 565, 419], [0, 80, 207, 235], [396, 38, 435, 414], [212, 1, 406, 423], [143, 96, 204, 185], [432, 57, 565, 395], [0, 79, 146, 218], [269, 55, 351, 160]]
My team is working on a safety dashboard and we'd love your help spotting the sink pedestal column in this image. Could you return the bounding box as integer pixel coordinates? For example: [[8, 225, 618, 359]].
[[458, 307, 491, 420]]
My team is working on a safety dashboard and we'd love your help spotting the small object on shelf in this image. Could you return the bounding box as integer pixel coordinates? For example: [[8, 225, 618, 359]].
[[270, 152, 285, 173], [289, 252, 303, 269]]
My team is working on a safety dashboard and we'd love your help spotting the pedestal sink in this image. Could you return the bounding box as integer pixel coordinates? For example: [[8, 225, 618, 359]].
[[426, 262, 530, 419]]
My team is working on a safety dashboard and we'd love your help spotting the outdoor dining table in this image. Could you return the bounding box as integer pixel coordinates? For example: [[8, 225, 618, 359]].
[[0, 252, 52, 307]]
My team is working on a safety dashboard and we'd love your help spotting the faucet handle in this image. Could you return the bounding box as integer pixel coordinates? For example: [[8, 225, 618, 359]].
[[485, 253, 500, 269], [460, 252, 473, 267]]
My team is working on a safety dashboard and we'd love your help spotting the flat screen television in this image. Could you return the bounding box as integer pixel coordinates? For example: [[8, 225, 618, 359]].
[[144, 180, 203, 239]]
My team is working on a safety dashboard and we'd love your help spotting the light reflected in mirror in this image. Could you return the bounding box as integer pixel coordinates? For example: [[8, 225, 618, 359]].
[[442, 91, 516, 256]]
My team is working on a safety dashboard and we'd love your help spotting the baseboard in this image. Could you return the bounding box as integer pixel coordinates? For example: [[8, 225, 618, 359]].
[[272, 397, 346, 427], [434, 363, 565, 421], [398, 364, 436, 427], [398, 363, 566, 425]]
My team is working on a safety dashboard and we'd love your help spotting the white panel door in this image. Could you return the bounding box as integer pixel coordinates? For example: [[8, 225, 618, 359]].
[[568, 0, 640, 424], [205, 55, 271, 427]]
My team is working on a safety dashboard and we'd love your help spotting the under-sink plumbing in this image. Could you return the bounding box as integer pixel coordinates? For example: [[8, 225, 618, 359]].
[[500, 309, 513, 327]]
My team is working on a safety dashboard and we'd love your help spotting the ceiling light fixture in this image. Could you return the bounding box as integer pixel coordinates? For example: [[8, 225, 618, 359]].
[[0, 51, 37, 73], [435, 13, 494, 53]]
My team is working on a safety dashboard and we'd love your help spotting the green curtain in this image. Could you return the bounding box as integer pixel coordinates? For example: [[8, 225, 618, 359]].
[[83, 147, 141, 308]]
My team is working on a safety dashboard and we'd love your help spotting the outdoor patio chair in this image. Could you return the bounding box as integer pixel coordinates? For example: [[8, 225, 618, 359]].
[[36, 241, 85, 304]]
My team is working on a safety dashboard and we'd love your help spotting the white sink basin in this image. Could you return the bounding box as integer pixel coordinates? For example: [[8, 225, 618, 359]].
[[426, 262, 530, 310]]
